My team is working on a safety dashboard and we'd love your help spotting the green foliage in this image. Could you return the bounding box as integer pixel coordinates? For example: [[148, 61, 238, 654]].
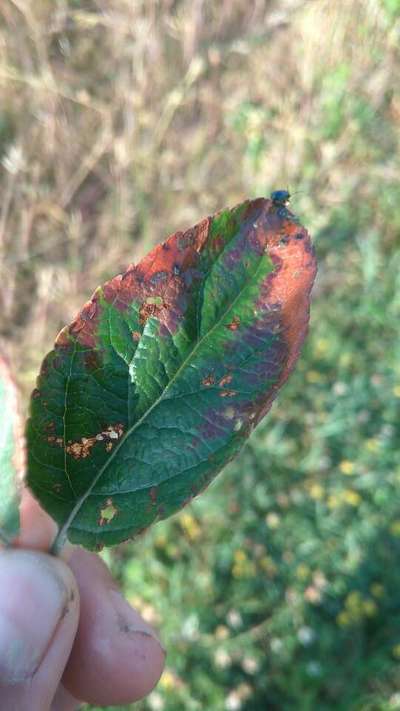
[[381, 0, 400, 20], [1, 1, 399, 709]]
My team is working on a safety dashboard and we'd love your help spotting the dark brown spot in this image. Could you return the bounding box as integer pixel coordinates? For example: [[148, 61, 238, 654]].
[[178, 228, 195, 251], [139, 298, 167, 326], [219, 390, 237, 398], [219, 374, 233, 387], [295, 232, 304, 240], [32, 389, 41, 399], [84, 351, 101, 371], [132, 331, 141, 341], [226, 316, 240, 331], [149, 486, 158, 504], [202, 373, 215, 387]]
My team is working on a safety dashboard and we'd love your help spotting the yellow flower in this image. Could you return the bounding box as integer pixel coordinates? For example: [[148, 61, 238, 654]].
[[180, 512, 201, 541], [337, 611, 351, 626], [215, 625, 229, 640], [260, 556, 277, 576], [365, 438, 379, 452], [362, 599, 377, 617], [306, 370, 323, 384], [393, 385, 400, 398], [392, 644, 400, 659], [327, 494, 340, 509], [345, 591, 362, 611], [155, 533, 167, 548], [296, 563, 310, 581], [342, 489, 361, 506], [339, 460, 355, 476], [370, 583, 384, 598], [309, 483, 324, 500], [160, 670, 176, 690], [390, 520, 400, 537], [315, 338, 329, 355], [232, 549, 256, 578], [339, 352, 351, 367]]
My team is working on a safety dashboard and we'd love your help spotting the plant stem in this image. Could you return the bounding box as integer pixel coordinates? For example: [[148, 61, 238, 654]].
[[49, 528, 68, 556]]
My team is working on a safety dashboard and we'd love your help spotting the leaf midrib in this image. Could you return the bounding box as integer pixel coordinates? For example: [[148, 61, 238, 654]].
[[56, 248, 272, 542]]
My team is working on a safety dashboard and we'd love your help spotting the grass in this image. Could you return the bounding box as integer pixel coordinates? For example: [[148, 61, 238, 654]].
[[1, 1, 400, 709]]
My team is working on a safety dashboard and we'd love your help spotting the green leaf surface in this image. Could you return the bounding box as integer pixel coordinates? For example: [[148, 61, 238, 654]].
[[26, 197, 317, 550], [0, 356, 22, 543]]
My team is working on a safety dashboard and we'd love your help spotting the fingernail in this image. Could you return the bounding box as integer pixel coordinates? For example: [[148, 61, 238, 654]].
[[108, 589, 166, 654], [0, 550, 70, 684]]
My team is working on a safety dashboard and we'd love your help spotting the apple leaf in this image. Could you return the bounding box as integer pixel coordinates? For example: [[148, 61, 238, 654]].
[[26, 197, 317, 551], [0, 355, 22, 543]]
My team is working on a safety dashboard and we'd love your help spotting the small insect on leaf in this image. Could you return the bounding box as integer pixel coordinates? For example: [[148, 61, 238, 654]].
[[0, 355, 23, 544], [26, 196, 317, 551], [270, 189, 291, 207]]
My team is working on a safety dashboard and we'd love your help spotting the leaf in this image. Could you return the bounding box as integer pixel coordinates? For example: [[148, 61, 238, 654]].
[[26, 197, 317, 550], [0, 355, 22, 543]]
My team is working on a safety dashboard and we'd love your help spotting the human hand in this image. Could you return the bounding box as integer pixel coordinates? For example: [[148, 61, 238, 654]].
[[0, 491, 165, 710]]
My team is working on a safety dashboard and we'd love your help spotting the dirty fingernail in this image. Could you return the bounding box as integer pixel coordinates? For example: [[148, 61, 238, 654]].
[[108, 589, 166, 653], [0, 550, 70, 684]]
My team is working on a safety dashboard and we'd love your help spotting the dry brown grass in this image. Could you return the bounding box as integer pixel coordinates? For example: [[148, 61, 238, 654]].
[[0, 0, 398, 402]]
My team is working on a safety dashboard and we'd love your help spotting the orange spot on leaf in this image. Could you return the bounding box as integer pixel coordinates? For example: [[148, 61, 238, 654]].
[[219, 374, 233, 387], [226, 315, 240, 331]]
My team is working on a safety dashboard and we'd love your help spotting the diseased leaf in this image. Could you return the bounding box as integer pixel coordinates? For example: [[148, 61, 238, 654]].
[[0, 355, 22, 543], [27, 197, 317, 550]]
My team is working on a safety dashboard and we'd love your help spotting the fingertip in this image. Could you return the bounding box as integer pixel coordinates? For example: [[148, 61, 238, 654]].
[[0, 549, 79, 708], [17, 488, 58, 551], [63, 548, 165, 705]]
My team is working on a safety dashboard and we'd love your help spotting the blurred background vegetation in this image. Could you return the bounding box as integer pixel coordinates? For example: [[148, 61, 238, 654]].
[[1, 0, 400, 709]]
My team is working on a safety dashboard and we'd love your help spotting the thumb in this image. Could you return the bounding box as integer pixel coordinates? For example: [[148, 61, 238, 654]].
[[0, 549, 79, 711]]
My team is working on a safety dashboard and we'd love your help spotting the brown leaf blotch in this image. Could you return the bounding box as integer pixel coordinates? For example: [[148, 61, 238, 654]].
[[66, 438, 96, 459], [139, 299, 167, 326], [226, 316, 240, 331], [149, 486, 158, 504]]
